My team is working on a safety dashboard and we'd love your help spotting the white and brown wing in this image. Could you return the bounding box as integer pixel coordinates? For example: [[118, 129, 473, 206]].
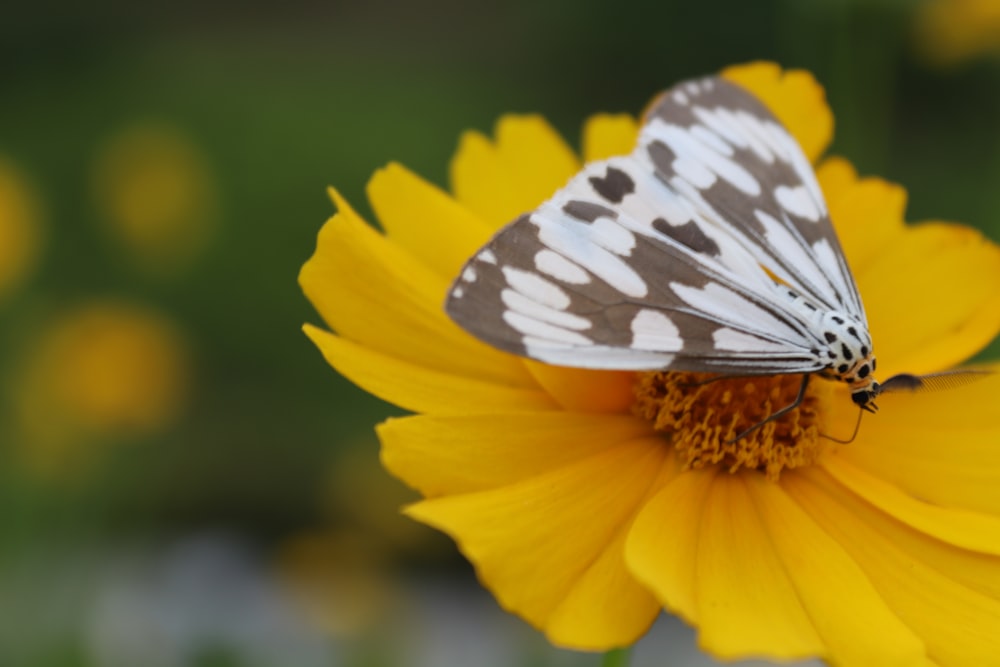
[[445, 75, 860, 374]]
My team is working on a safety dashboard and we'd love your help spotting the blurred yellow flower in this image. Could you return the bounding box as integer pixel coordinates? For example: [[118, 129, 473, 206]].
[[10, 301, 190, 474], [915, 0, 1000, 65], [301, 62, 1000, 664], [93, 123, 219, 277], [0, 158, 42, 303], [276, 531, 397, 639]]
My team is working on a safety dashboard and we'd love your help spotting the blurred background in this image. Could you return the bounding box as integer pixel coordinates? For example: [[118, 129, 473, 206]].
[[1, 0, 998, 665]]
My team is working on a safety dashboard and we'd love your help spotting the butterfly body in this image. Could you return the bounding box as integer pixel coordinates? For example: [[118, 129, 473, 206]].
[[779, 287, 879, 409], [446, 75, 889, 416]]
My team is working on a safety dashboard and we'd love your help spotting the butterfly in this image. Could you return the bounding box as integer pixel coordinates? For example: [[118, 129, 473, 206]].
[[444, 74, 980, 432]]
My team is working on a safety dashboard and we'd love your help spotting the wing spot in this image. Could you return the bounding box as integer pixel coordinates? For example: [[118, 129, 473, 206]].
[[503, 311, 591, 346], [500, 289, 591, 331], [590, 218, 637, 256], [462, 266, 477, 282], [630, 309, 682, 351], [652, 218, 720, 257], [824, 332, 837, 344], [478, 249, 497, 264], [841, 343, 853, 361], [775, 184, 821, 222], [588, 166, 635, 203], [837, 363, 849, 374], [501, 266, 571, 310], [562, 200, 617, 223], [534, 249, 590, 285]]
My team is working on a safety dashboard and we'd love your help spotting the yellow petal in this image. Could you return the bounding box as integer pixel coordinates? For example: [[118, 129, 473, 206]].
[[625, 467, 717, 621], [366, 162, 493, 281], [796, 464, 1000, 600], [524, 361, 635, 414], [299, 188, 534, 388], [450, 115, 580, 229], [581, 114, 639, 162], [406, 437, 671, 649], [817, 157, 907, 274], [823, 455, 1000, 555], [722, 61, 833, 164], [857, 222, 1000, 376], [377, 411, 653, 497], [788, 467, 1000, 665], [837, 362, 1000, 514], [303, 325, 555, 415], [691, 475, 825, 660], [751, 475, 928, 667]]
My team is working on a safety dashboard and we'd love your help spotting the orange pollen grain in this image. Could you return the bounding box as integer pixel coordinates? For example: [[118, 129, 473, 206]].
[[632, 371, 829, 481]]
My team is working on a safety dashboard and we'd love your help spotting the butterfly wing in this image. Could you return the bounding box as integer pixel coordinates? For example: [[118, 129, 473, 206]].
[[640, 76, 865, 320], [445, 75, 860, 374]]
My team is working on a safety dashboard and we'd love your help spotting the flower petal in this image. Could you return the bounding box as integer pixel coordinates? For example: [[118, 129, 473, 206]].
[[817, 156, 907, 274], [405, 437, 672, 649], [788, 467, 1000, 665], [630, 471, 926, 664], [823, 455, 1000, 555], [377, 411, 652, 497], [686, 474, 826, 659], [856, 222, 1000, 376], [299, 188, 534, 387], [722, 62, 833, 164], [581, 114, 639, 162], [751, 475, 929, 667], [303, 325, 555, 415], [837, 362, 1000, 514], [450, 115, 580, 229], [524, 362, 636, 414], [366, 162, 493, 281], [625, 466, 714, 623]]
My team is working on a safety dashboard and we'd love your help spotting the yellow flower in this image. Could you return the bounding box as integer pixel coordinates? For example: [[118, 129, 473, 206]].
[[92, 123, 219, 277], [9, 300, 190, 475], [0, 158, 43, 303], [914, 0, 1000, 66], [300, 62, 1000, 665]]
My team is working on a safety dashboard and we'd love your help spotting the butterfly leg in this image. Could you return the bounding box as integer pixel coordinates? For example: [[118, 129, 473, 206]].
[[725, 373, 811, 443], [680, 373, 756, 388]]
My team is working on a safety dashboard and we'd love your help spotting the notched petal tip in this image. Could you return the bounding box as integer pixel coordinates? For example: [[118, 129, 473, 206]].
[[582, 113, 639, 163]]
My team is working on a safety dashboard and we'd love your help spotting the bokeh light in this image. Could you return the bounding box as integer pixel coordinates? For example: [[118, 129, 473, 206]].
[[915, 0, 1000, 65], [92, 123, 219, 278], [9, 300, 190, 476], [0, 158, 42, 303]]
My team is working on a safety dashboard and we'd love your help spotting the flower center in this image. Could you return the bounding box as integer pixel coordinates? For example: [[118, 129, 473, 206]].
[[632, 371, 830, 480]]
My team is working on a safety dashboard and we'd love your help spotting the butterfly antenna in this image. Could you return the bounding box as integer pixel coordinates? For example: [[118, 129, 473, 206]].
[[820, 408, 864, 444], [878, 368, 993, 395]]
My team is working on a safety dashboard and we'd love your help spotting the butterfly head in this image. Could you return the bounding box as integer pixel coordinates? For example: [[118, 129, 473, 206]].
[[850, 380, 881, 413]]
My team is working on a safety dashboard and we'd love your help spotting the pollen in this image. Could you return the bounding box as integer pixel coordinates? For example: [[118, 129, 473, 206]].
[[632, 371, 830, 481]]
